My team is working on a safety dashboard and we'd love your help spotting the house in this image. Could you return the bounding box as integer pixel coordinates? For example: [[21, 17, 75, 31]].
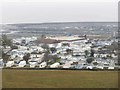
[[39, 62, 47, 68]]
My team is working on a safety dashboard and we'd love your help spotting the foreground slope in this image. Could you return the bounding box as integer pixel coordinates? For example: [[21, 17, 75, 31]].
[[2, 69, 118, 88]]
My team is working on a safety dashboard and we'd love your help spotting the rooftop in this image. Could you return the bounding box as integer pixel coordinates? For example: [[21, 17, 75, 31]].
[[46, 36, 86, 41]]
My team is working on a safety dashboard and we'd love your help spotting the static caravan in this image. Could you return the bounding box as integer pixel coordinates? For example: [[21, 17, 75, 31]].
[[29, 61, 38, 68], [108, 66, 114, 69], [6, 61, 14, 67], [86, 66, 93, 69], [50, 62, 60, 68], [39, 62, 47, 68], [18, 60, 26, 67]]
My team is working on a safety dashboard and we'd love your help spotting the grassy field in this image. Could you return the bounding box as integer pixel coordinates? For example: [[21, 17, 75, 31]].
[[2, 69, 118, 88]]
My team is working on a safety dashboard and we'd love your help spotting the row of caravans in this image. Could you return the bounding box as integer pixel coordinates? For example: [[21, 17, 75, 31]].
[[3, 58, 116, 69], [6, 60, 26, 68], [5, 60, 47, 68], [1, 58, 117, 69], [5, 61, 60, 68]]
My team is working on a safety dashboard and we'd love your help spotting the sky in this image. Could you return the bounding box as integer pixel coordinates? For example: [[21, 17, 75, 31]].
[[0, 0, 119, 24]]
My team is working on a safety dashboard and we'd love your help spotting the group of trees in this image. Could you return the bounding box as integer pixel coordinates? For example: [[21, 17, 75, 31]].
[[41, 44, 49, 52], [23, 53, 31, 63], [84, 49, 94, 57], [106, 41, 118, 51], [1, 35, 12, 62], [1, 34, 12, 48], [86, 57, 94, 64], [50, 47, 57, 53], [2, 51, 10, 63], [66, 49, 73, 54], [41, 44, 60, 65], [42, 53, 60, 65], [85, 49, 95, 64]]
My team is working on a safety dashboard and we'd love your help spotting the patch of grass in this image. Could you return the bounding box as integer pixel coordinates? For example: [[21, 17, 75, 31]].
[[2, 69, 118, 88]]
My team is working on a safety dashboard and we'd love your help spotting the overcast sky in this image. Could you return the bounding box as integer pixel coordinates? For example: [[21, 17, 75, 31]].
[[0, 0, 118, 24]]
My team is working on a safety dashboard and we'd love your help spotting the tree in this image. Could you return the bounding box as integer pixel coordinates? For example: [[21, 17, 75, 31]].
[[50, 47, 57, 53], [107, 41, 118, 51], [86, 57, 94, 64], [23, 53, 30, 63], [2, 51, 10, 63], [11, 45, 18, 50], [85, 50, 89, 57], [90, 49, 94, 57], [47, 55, 60, 65], [106, 55, 113, 59], [41, 44, 49, 50], [93, 62, 98, 66], [2, 34, 12, 48], [66, 49, 73, 54], [42, 52, 49, 62], [41, 34, 46, 38], [51, 55, 59, 62]]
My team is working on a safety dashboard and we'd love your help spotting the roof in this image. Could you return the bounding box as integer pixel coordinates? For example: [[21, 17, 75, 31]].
[[98, 50, 113, 54], [46, 36, 86, 41], [35, 38, 61, 44], [35, 36, 86, 44]]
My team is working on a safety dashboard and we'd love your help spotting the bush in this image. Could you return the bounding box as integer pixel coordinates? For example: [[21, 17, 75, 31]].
[[86, 57, 94, 64]]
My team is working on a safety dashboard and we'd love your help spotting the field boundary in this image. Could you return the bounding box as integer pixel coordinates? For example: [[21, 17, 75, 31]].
[[2, 68, 120, 71]]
